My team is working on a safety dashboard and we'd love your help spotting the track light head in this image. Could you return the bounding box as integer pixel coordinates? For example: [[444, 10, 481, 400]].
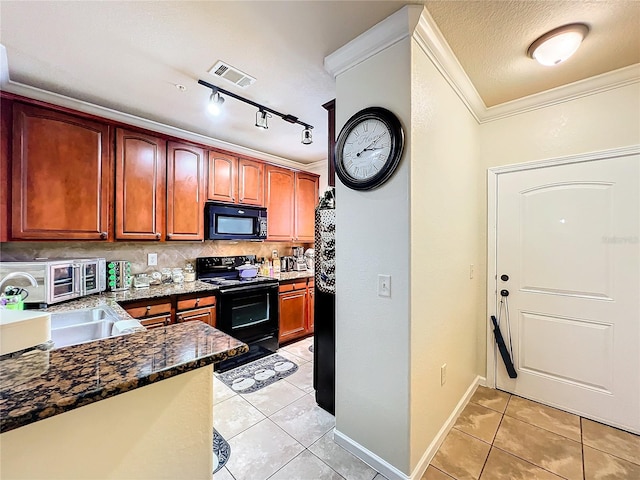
[[255, 109, 270, 129], [207, 90, 225, 115], [301, 127, 313, 145]]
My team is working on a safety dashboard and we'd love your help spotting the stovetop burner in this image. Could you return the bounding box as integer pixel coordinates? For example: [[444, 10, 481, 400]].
[[196, 255, 278, 290]]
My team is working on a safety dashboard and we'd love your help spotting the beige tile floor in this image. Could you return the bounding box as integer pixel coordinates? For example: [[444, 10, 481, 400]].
[[214, 343, 640, 480], [426, 385, 640, 480], [213, 336, 386, 480]]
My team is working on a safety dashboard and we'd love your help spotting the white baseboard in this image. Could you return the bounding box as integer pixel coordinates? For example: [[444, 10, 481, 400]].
[[409, 375, 484, 479], [333, 375, 486, 480]]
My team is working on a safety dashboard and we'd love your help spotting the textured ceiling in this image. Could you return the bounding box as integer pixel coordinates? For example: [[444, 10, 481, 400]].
[[425, 0, 640, 106], [1, 1, 638, 164]]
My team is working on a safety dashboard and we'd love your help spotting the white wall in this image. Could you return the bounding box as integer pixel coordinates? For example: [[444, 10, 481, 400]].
[[477, 82, 640, 377], [335, 38, 412, 473], [305, 160, 330, 195], [409, 36, 480, 471]]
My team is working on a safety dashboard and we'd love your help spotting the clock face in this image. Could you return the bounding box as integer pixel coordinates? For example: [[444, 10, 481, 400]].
[[341, 118, 392, 182], [335, 107, 404, 191]]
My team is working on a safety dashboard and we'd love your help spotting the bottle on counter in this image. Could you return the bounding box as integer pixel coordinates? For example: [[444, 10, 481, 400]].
[[171, 268, 184, 284]]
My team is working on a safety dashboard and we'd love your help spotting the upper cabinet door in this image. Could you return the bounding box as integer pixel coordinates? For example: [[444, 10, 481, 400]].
[[295, 172, 319, 242], [115, 129, 166, 241], [238, 157, 264, 206], [11, 103, 111, 240], [207, 151, 237, 203], [265, 165, 295, 241], [166, 141, 205, 241]]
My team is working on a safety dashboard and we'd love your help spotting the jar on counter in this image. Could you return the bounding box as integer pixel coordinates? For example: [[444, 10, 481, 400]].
[[184, 264, 196, 282], [171, 268, 184, 284], [161, 268, 172, 284]]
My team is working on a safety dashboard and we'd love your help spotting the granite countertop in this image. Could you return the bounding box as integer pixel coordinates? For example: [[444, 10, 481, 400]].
[[0, 322, 248, 433], [277, 271, 314, 281]]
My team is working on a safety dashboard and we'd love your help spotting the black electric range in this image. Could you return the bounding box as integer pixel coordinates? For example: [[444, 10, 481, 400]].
[[196, 255, 279, 371]]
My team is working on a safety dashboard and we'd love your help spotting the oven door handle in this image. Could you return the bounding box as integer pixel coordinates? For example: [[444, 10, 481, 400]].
[[218, 283, 278, 295]]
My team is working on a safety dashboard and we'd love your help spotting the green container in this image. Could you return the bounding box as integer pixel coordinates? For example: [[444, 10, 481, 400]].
[[4, 295, 24, 310]]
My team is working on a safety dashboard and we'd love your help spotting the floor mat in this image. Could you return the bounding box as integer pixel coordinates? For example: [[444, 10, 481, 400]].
[[213, 429, 230, 474], [217, 353, 298, 394]]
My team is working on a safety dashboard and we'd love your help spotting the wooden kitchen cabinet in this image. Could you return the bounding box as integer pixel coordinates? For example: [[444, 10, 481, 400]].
[[237, 157, 264, 206], [307, 279, 315, 333], [295, 172, 319, 242], [265, 165, 318, 242], [278, 277, 314, 344], [265, 165, 295, 241], [115, 128, 166, 240], [122, 298, 173, 330], [11, 103, 111, 240], [279, 286, 307, 343], [207, 151, 236, 203], [166, 141, 205, 241], [208, 151, 264, 206], [176, 293, 216, 327], [0, 98, 12, 242]]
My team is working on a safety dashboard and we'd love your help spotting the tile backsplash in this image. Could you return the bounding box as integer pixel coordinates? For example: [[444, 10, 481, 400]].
[[0, 241, 312, 274]]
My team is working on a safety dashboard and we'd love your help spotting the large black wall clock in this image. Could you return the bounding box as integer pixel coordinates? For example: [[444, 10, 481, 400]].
[[334, 106, 404, 191]]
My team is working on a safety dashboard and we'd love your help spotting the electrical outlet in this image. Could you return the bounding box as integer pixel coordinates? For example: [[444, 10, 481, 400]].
[[470, 264, 474, 279], [377, 274, 391, 297], [441, 363, 447, 385], [147, 253, 158, 266]]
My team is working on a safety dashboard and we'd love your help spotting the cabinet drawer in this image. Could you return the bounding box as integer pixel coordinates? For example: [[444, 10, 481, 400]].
[[176, 295, 216, 311], [176, 306, 216, 327], [279, 282, 306, 293], [124, 301, 172, 318], [139, 313, 171, 329]]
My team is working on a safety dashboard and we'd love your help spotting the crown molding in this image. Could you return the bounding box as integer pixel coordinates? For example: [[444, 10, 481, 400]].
[[412, 8, 485, 122], [480, 64, 640, 122], [0, 80, 313, 171], [324, 5, 423, 78], [326, 8, 640, 124]]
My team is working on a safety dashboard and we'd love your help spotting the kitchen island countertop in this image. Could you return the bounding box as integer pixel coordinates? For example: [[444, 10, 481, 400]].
[[0, 321, 248, 433]]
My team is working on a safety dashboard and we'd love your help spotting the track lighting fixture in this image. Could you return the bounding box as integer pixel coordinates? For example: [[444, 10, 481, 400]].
[[301, 127, 313, 145], [255, 109, 270, 129], [198, 79, 313, 144], [207, 89, 225, 115]]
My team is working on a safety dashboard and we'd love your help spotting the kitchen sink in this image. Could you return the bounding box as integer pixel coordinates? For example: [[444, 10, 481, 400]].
[[51, 306, 119, 329], [50, 305, 144, 349], [51, 320, 116, 349]]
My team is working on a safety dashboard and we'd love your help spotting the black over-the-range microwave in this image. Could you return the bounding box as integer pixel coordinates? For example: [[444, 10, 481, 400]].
[[205, 202, 268, 241]]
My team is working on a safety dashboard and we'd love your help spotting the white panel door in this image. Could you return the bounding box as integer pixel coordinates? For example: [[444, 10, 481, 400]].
[[495, 156, 639, 433]]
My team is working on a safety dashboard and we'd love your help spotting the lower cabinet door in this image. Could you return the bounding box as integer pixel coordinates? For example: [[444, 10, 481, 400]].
[[176, 306, 216, 327], [279, 289, 306, 343]]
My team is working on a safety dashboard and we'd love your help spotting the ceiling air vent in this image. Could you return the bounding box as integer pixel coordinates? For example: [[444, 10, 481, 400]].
[[208, 61, 256, 88]]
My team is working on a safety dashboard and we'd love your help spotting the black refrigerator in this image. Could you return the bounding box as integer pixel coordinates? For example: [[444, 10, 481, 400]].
[[313, 188, 335, 414]]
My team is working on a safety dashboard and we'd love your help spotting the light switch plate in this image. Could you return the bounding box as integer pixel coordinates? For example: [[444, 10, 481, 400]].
[[377, 274, 391, 297], [148, 253, 158, 266]]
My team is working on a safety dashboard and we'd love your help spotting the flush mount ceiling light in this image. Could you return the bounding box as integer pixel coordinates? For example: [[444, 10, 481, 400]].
[[528, 23, 589, 66], [255, 109, 271, 129], [207, 89, 225, 115], [198, 79, 313, 144]]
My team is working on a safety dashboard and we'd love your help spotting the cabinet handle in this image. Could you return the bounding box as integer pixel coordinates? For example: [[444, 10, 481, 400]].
[[155, 232, 161, 239], [195, 298, 200, 306], [100, 231, 107, 239], [163, 318, 170, 326], [146, 306, 151, 312], [167, 234, 172, 240]]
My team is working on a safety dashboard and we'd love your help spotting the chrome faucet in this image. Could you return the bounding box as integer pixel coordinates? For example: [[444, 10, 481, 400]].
[[0, 272, 39, 291]]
